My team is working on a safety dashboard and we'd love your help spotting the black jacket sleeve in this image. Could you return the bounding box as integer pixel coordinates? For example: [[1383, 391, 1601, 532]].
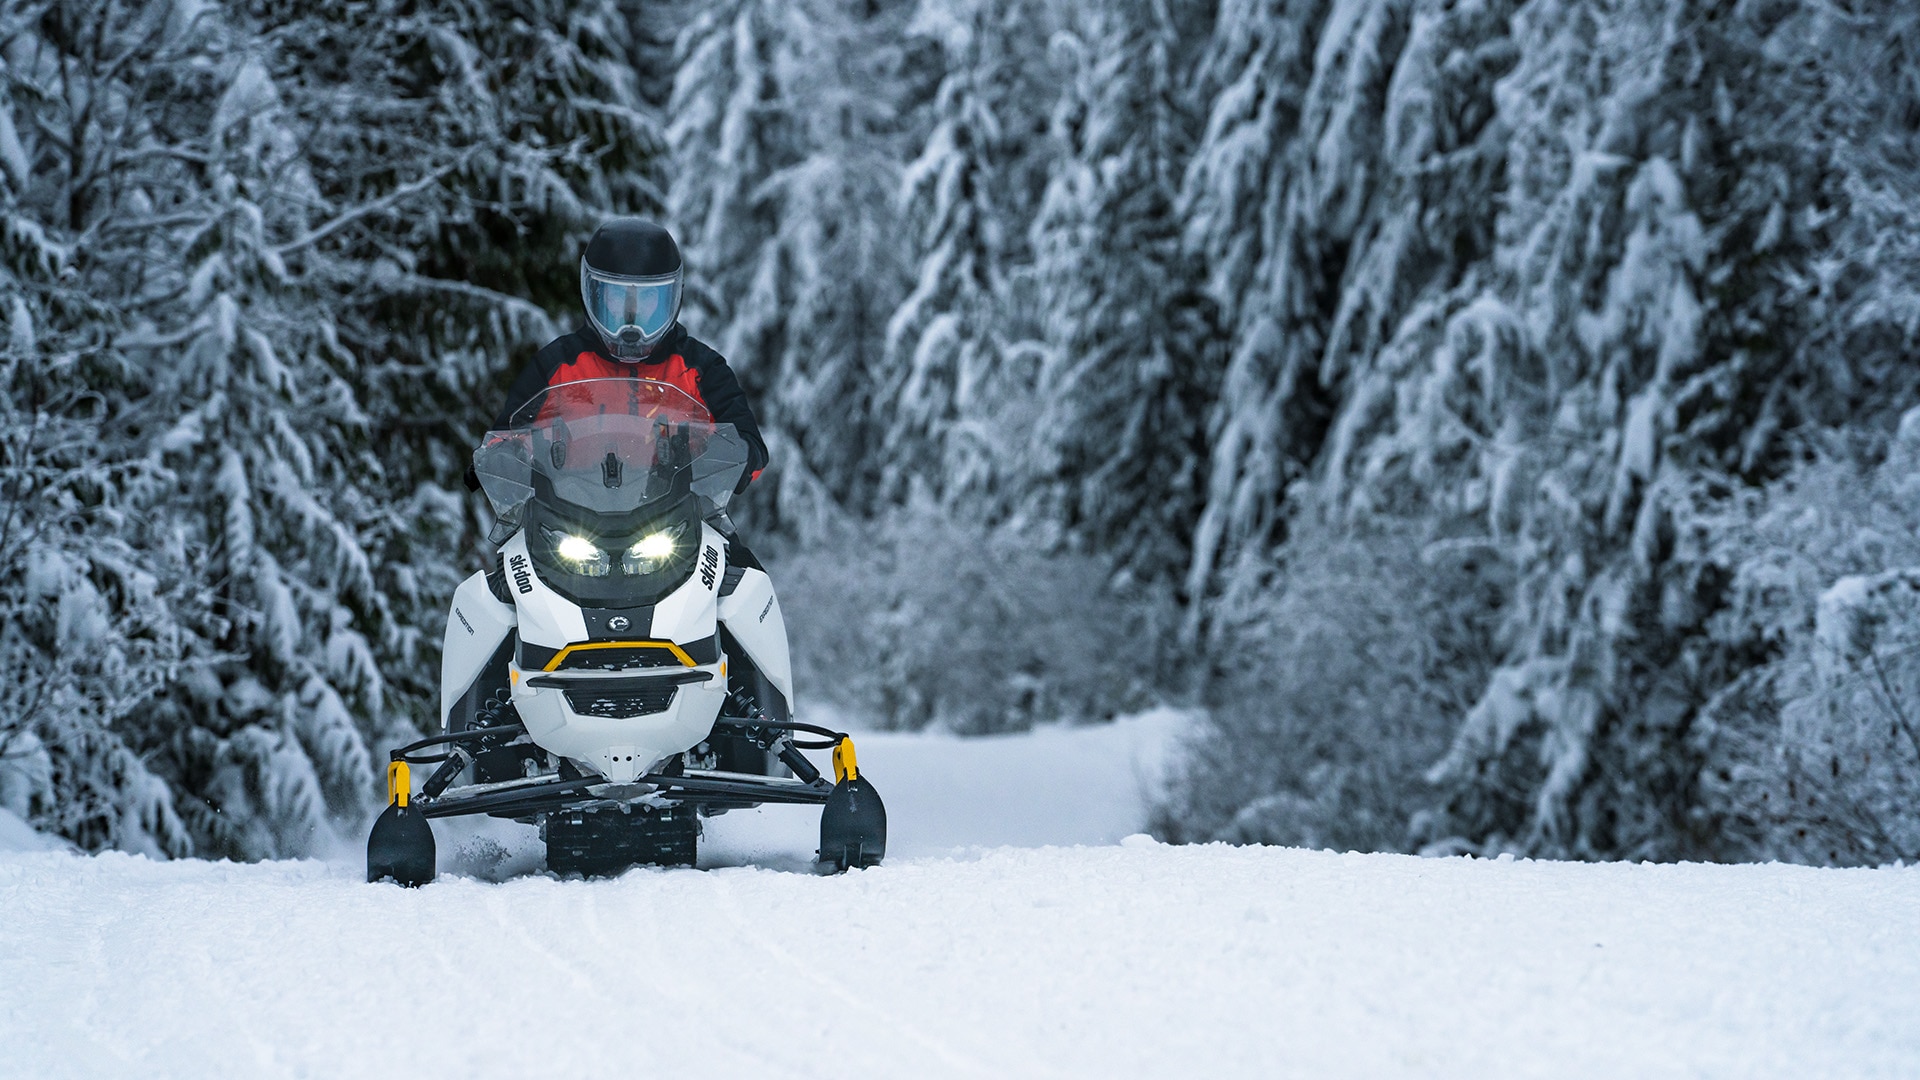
[[679, 334, 770, 492]]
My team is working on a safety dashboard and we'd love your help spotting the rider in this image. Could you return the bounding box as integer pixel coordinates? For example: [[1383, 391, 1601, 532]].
[[472, 218, 769, 558]]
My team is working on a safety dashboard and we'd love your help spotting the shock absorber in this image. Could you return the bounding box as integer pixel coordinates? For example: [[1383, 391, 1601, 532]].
[[421, 747, 472, 799], [724, 688, 761, 722], [725, 688, 821, 784], [777, 742, 822, 785], [476, 688, 518, 729]]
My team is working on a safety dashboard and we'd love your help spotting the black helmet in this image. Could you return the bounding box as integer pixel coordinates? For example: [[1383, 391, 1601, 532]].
[[580, 218, 683, 360]]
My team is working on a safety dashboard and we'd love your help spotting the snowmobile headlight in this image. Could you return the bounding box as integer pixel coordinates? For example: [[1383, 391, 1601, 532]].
[[544, 529, 611, 577], [623, 526, 681, 576]]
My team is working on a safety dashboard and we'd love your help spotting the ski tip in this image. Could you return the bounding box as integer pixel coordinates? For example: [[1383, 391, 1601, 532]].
[[366, 801, 437, 887], [819, 774, 887, 874]]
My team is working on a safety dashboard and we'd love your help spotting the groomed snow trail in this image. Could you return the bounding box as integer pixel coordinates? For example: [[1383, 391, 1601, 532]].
[[3, 712, 1918, 1079]]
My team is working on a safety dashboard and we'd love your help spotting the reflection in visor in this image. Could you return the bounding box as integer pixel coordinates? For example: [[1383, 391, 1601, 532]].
[[587, 277, 676, 341]]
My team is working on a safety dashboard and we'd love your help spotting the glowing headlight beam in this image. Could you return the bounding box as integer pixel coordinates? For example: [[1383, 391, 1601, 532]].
[[630, 532, 675, 559], [556, 535, 600, 562]]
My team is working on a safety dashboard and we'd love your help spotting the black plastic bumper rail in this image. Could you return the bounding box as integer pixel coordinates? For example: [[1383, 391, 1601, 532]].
[[390, 724, 528, 766], [418, 776, 597, 820], [642, 772, 834, 806], [709, 714, 850, 750]]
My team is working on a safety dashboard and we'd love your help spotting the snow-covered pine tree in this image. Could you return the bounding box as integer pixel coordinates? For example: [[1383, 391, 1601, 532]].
[[1683, 4, 1920, 865], [738, 0, 925, 533], [1177, 0, 1524, 611], [663, 0, 923, 538], [1395, 0, 1920, 859], [664, 0, 799, 367], [0, 311, 187, 854], [1175, 0, 1339, 619], [1026, 0, 1217, 574], [877, 0, 1061, 514], [0, 0, 363, 856], [1161, 0, 1522, 846], [0, 24, 172, 846], [0, 0, 663, 857], [1170, 0, 1920, 859]]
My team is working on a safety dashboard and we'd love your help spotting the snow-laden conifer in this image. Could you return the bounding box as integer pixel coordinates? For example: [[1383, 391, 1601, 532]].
[[0, 0, 659, 858], [1174, 0, 1920, 859], [1026, 0, 1216, 574], [664, 0, 919, 538], [878, 0, 1060, 513]]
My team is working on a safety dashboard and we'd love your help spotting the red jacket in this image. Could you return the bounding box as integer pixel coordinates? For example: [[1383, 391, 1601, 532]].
[[494, 323, 768, 490]]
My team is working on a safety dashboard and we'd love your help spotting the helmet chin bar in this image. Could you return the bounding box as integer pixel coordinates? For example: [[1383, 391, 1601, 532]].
[[606, 325, 655, 361]]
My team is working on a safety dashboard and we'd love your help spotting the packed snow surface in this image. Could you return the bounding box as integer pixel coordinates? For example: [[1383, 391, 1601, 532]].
[[4, 710, 1918, 1078]]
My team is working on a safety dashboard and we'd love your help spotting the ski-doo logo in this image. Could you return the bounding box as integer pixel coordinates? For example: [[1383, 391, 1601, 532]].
[[608, 616, 631, 632], [509, 553, 534, 594], [700, 545, 720, 589], [759, 597, 773, 624], [455, 608, 475, 636]]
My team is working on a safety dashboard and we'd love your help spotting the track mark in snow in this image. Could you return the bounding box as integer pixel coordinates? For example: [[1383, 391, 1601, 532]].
[[704, 869, 1038, 1080], [480, 886, 603, 1000]]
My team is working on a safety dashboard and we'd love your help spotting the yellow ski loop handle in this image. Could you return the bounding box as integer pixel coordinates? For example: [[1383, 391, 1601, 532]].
[[387, 760, 411, 808], [832, 736, 859, 783]]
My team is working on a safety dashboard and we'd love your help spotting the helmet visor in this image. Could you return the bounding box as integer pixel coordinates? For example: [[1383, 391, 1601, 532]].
[[583, 268, 680, 346]]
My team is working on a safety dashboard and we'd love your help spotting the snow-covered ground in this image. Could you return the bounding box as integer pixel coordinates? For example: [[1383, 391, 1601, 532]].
[[4, 710, 1919, 1078]]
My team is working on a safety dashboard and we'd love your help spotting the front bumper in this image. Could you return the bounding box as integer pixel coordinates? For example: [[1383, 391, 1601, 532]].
[[511, 661, 727, 782]]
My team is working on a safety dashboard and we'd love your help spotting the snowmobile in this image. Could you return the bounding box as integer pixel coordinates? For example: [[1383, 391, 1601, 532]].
[[366, 377, 885, 886]]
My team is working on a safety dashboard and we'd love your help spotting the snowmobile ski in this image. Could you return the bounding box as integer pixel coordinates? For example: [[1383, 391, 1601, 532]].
[[366, 762, 437, 887], [819, 737, 886, 872]]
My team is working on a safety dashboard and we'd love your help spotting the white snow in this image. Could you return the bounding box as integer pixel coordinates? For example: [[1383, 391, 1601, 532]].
[[3, 709, 1919, 1078]]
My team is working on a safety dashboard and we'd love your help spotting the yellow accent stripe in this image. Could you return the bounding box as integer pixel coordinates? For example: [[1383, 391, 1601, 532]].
[[832, 737, 859, 783], [387, 761, 411, 808], [542, 639, 696, 672]]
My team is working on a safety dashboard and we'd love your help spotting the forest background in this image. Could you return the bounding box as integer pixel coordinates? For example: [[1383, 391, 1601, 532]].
[[3, 0, 1918, 867]]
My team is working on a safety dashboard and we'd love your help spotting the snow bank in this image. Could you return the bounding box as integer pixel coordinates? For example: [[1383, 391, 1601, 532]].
[[0, 807, 66, 853]]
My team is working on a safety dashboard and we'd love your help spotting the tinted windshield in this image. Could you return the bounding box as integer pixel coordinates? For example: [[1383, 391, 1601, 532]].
[[472, 378, 747, 520]]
